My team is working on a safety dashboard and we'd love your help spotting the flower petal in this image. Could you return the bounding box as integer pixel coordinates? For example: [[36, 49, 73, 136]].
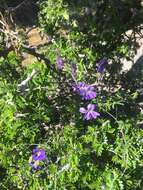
[[38, 149, 46, 160], [91, 111, 100, 119], [79, 107, 87, 113], [85, 91, 96, 100], [96, 58, 108, 73], [87, 104, 96, 111], [32, 148, 38, 154], [84, 112, 92, 120], [32, 149, 46, 161]]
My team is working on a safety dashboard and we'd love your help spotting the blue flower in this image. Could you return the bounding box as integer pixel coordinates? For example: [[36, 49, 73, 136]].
[[32, 148, 46, 161], [73, 82, 96, 100], [29, 160, 41, 170], [96, 58, 108, 73], [80, 104, 100, 120], [29, 148, 46, 170]]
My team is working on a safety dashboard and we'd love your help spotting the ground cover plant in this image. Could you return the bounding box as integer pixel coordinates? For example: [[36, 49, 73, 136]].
[[0, 0, 143, 189]]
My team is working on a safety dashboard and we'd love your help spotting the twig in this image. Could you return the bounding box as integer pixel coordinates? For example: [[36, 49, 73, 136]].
[[7, 0, 28, 12], [22, 45, 54, 70], [18, 69, 38, 88], [104, 110, 118, 123], [14, 112, 29, 118]]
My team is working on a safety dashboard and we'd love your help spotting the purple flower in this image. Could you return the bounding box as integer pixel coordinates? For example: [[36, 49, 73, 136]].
[[56, 56, 64, 70], [96, 58, 108, 73], [32, 148, 46, 161], [30, 161, 41, 170], [80, 104, 100, 120], [73, 82, 96, 100]]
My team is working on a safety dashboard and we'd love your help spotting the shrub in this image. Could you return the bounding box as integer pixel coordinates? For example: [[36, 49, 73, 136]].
[[0, 0, 143, 189]]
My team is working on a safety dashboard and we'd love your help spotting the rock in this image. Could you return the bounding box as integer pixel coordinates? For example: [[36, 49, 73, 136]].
[[121, 27, 143, 72]]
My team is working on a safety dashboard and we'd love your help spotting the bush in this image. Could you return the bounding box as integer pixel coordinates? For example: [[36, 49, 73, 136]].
[[0, 0, 143, 189]]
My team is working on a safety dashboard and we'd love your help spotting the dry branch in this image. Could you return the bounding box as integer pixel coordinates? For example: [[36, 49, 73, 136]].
[[18, 69, 38, 88]]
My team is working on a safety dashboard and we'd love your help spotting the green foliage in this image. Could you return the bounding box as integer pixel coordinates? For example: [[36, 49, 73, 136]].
[[0, 0, 143, 189]]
